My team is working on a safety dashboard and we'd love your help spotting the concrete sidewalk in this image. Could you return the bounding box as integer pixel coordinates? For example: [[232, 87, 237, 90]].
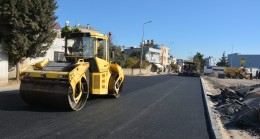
[[0, 80, 20, 92]]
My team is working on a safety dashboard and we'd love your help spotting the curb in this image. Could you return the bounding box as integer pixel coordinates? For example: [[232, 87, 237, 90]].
[[200, 77, 222, 139]]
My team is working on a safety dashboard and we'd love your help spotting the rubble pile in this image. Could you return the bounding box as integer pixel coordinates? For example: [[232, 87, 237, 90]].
[[208, 85, 260, 135]]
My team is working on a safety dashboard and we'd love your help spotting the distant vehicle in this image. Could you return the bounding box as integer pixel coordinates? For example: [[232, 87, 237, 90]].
[[248, 68, 259, 77], [225, 67, 251, 79], [178, 61, 200, 76], [204, 66, 226, 76]]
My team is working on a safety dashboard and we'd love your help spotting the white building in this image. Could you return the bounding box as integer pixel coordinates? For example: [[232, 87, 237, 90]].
[[124, 47, 164, 71], [0, 44, 8, 85], [124, 47, 162, 64], [204, 56, 217, 66]]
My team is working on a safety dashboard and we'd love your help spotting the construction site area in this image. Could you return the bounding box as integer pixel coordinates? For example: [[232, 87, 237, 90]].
[[202, 76, 260, 139]]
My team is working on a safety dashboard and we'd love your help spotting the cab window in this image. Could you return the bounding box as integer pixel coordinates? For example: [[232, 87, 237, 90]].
[[82, 37, 95, 59], [97, 39, 107, 60]]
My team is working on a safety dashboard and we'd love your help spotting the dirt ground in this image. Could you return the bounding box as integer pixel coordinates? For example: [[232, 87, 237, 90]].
[[201, 76, 260, 139]]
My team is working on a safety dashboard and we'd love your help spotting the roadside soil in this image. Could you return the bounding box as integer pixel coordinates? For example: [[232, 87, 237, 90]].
[[202, 76, 260, 139], [0, 80, 20, 91]]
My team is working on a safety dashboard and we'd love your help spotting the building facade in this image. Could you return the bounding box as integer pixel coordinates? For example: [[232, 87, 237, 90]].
[[228, 53, 260, 68], [9, 23, 65, 78], [204, 56, 217, 66], [168, 55, 176, 64], [124, 47, 162, 64], [160, 46, 169, 71], [124, 47, 164, 71], [0, 44, 8, 84], [177, 59, 184, 66]]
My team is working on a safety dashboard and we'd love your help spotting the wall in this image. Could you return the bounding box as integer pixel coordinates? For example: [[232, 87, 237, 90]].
[[123, 68, 150, 76], [0, 44, 8, 84], [28, 38, 65, 63], [228, 53, 260, 68]]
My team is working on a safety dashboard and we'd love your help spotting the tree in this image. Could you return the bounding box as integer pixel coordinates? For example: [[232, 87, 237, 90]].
[[0, 0, 57, 80], [108, 34, 126, 67], [124, 57, 149, 69], [217, 51, 229, 67], [61, 26, 71, 38], [170, 62, 179, 73], [193, 52, 205, 73], [124, 57, 139, 69], [123, 50, 149, 69], [61, 26, 82, 38]]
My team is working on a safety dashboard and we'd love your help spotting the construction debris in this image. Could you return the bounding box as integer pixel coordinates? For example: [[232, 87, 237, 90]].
[[208, 85, 260, 135]]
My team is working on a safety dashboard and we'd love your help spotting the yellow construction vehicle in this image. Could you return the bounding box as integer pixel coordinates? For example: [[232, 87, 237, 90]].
[[225, 67, 250, 79], [19, 31, 124, 111]]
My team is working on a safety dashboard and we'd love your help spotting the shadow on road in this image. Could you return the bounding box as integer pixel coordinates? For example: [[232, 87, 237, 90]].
[[0, 91, 68, 112], [0, 90, 115, 112]]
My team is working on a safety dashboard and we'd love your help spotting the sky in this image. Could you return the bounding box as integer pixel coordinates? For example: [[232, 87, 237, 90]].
[[55, 0, 260, 60]]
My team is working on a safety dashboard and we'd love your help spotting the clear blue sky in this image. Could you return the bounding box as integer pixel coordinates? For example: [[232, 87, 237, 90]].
[[55, 0, 260, 60]]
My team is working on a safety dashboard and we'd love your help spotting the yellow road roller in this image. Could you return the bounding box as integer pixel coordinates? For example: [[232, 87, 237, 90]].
[[19, 31, 124, 111]]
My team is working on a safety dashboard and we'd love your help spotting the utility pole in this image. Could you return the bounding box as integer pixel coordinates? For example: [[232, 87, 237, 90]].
[[231, 44, 233, 67], [139, 21, 152, 75]]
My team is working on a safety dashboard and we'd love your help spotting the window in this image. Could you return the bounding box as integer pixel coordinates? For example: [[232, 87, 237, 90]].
[[83, 37, 95, 59], [97, 39, 107, 60], [66, 37, 83, 56]]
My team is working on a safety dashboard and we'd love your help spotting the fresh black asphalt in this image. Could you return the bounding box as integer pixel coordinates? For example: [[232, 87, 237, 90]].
[[0, 75, 211, 139]]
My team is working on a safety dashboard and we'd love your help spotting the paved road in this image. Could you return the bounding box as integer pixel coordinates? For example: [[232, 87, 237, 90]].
[[0, 75, 211, 139]]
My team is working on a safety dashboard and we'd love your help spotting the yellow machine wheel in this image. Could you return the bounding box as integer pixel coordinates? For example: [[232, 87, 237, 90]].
[[68, 81, 88, 111], [109, 74, 123, 98]]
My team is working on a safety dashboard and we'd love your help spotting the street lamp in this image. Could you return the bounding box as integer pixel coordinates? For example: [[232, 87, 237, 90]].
[[139, 21, 152, 75]]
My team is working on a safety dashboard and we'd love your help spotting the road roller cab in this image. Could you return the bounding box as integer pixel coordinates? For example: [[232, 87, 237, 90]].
[[19, 31, 124, 111]]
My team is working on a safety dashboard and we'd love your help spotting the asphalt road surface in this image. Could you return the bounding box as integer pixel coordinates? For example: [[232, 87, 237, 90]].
[[0, 75, 211, 139]]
